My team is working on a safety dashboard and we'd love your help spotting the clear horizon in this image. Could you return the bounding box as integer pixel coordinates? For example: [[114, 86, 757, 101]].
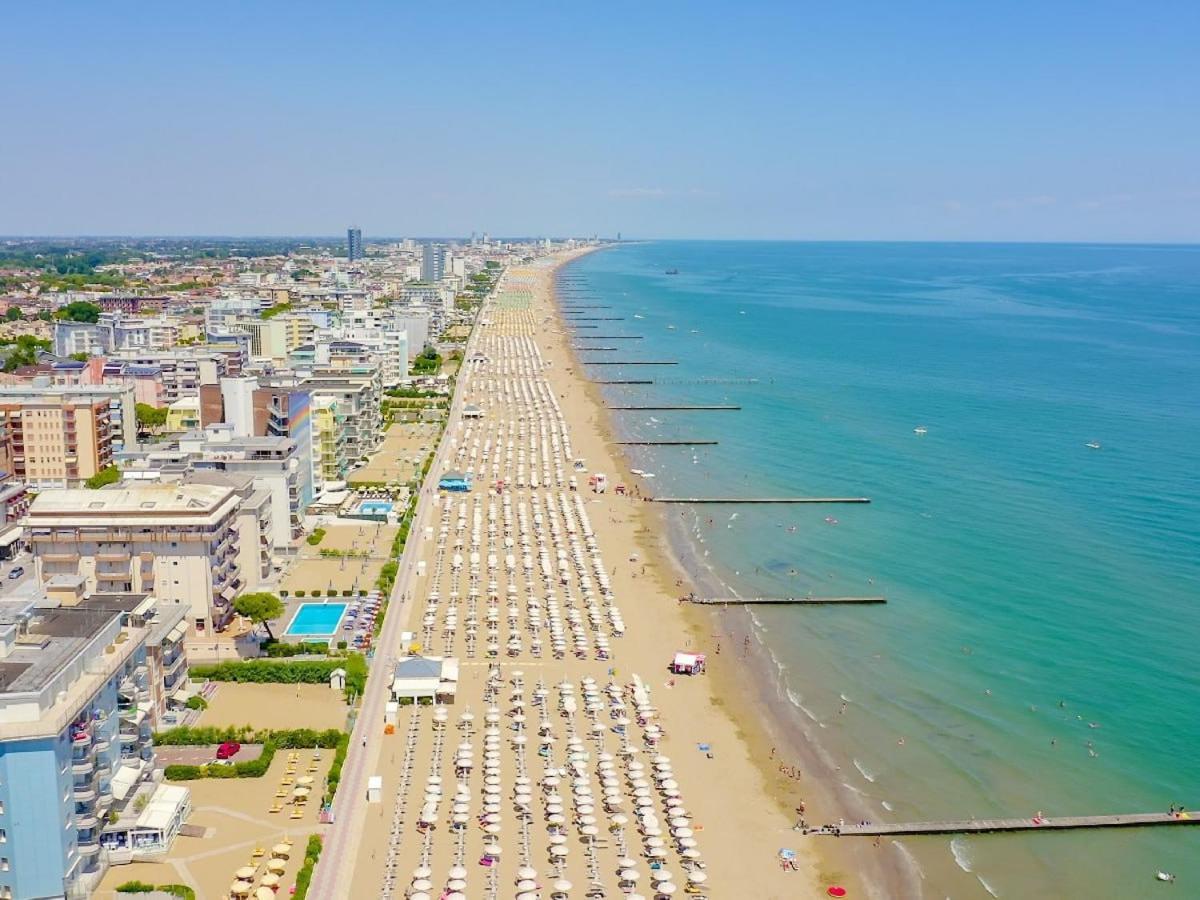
[[2, 1, 1197, 242]]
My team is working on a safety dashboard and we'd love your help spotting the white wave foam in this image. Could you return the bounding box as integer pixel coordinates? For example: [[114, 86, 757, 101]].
[[891, 841, 925, 880], [978, 875, 1000, 897], [950, 836, 973, 872], [853, 758, 877, 782], [881, 800, 894, 812], [840, 781, 867, 796]]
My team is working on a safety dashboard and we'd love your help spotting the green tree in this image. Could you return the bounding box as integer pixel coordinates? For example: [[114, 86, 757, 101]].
[[56, 301, 102, 323], [37, 309, 53, 321], [135, 402, 169, 430], [4, 307, 23, 321], [233, 592, 285, 641], [69, 352, 90, 362], [84, 465, 120, 489]]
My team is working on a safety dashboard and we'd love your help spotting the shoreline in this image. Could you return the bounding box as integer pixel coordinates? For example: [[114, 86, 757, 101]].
[[552, 247, 922, 899], [543, 247, 830, 897]]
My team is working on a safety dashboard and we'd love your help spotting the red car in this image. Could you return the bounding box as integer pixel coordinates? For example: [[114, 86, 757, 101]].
[[216, 741, 241, 760]]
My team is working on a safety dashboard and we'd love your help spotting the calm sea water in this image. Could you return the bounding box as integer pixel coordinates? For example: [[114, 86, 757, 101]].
[[562, 242, 1200, 899]]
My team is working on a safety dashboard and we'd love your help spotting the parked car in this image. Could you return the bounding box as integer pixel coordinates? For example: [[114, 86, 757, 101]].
[[7, 566, 23, 580], [216, 741, 241, 760]]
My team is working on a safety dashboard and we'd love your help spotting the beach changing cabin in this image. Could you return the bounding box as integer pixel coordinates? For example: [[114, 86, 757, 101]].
[[670, 651, 707, 675], [463, 403, 484, 419]]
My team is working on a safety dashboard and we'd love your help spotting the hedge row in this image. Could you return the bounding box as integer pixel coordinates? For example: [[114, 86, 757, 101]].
[[189, 656, 367, 702], [160, 728, 350, 804], [293, 835, 324, 900], [261, 640, 330, 658], [114, 882, 195, 900]]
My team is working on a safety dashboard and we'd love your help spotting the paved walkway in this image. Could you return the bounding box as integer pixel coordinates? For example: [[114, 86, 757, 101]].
[[306, 317, 479, 899]]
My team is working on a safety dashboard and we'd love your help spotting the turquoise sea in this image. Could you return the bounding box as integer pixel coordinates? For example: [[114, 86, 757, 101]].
[[560, 242, 1200, 899]]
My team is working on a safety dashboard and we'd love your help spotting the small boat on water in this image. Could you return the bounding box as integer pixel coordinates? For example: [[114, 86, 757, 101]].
[[1156, 871, 1175, 883], [633, 313, 644, 319], [1086, 440, 1102, 450], [913, 426, 928, 435], [665, 268, 680, 275], [666, 324, 676, 330]]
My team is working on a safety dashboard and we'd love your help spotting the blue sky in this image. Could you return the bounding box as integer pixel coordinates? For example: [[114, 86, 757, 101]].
[[1, 1, 1197, 240]]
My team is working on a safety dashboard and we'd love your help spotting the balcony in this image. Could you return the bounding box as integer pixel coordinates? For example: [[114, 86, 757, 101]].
[[96, 549, 131, 562], [72, 756, 94, 776], [77, 838, 101, 856], [73, 783, 97, 802], [42, 550, 81, 563], [95, 569, 131, 583], [75, 812, 98, 830]]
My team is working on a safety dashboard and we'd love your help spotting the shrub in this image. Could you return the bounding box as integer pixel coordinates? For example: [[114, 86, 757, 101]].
[[189, 659, 341, 684], [184, 695, 208, 710], [306, 527, 327, 546], [293, 834, 324, 900], [262, 640, 328, 658], [295, 590, 306, 598]]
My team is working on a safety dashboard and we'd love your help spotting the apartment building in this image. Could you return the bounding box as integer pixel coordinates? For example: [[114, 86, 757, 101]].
[[311, 395, 347, 486], [0, 382, 136, 488], [0, 593, 189, 899], [28, 483, 243, 634], [178, 426, 309, 548]]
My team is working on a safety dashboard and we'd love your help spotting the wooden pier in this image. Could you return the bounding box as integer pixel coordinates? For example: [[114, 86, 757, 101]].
[[559, 305, 610, 309], [650, 497, 870, 504], [607, 405, 741, 411], [578, 335, 643, 339], [816, 811, 1199, 838], [691, 596, 885, 605], [588, 361, 678, 366], [594, 380, 654, 384], [614, 440, 719, 446]]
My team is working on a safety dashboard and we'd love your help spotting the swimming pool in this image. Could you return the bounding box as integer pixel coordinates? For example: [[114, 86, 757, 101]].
[[351, 499, 394, 519], [284, 602, 348, 638]]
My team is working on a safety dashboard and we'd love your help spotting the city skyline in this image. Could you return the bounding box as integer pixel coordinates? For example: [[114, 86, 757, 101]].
[[1, 2, 1196, 242]]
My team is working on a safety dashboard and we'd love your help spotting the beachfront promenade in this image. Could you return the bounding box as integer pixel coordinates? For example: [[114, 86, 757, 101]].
[[306, 278, 482, 897]]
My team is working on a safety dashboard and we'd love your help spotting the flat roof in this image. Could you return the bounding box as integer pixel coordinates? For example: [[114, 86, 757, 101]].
[[29, 483, 235, 517]]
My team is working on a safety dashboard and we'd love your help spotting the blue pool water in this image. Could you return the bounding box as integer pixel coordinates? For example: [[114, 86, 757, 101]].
[[285, 602, 348, 637], [357, 500, 394, 515]]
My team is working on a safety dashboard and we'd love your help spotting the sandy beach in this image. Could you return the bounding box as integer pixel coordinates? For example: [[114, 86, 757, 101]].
[[317, 249, 829, 900]]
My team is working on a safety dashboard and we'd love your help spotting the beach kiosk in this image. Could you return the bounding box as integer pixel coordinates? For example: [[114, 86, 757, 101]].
[[438, 471, 472, 492], [670, 651, 707, 675], [367, 775, 383, 804]]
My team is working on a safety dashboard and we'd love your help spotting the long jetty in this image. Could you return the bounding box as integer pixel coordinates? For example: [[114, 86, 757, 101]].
[[577, 336, 643, 339], [595, 380, 654, 384], [607, 405, 741, 411], [650, 497, 870, 504], [588, 361, 678, 366], [573, 347, 619, 351], [560, 305, 611, 309], [818, 812, 1200, 838], [567, 317, 625, 321], [691, 596, 885, 605], [614, 440, 719, 446]]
